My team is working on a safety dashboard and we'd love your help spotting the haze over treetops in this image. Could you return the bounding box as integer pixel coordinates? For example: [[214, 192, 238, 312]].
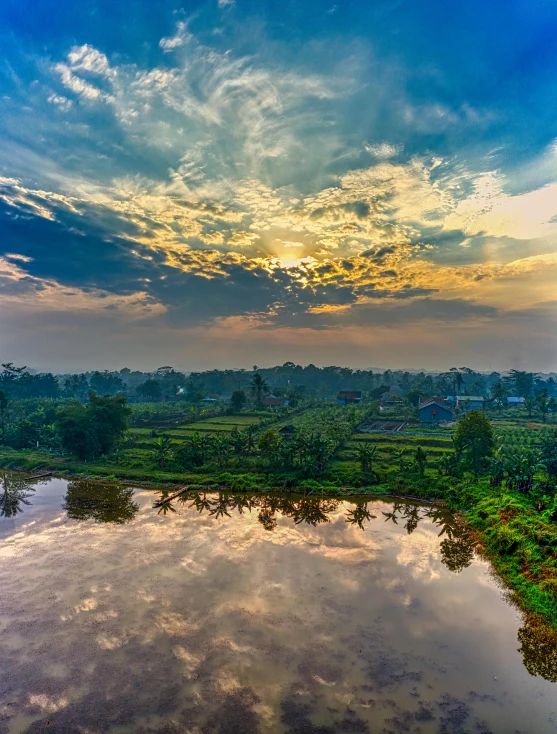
[[1, 0, 556, 371]]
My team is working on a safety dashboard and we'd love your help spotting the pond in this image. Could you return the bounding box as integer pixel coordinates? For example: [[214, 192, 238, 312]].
[[1, 472, 556, 733]]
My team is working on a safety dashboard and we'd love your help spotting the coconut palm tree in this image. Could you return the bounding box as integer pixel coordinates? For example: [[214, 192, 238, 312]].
[[249, 373, 271, 407]]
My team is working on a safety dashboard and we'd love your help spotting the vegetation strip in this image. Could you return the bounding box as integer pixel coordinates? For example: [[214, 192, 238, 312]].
[[2, 363, 557, 648]]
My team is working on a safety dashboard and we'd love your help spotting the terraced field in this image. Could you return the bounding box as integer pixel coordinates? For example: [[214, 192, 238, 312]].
[[128, 414, 268, 448], [330, 422, 456, 482]]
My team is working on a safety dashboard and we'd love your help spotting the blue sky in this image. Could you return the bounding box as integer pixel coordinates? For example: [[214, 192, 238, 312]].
[[1, 0, 557, 371]]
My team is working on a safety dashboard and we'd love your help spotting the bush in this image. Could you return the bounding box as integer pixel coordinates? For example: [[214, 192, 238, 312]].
[[492, 524, 521, 554]]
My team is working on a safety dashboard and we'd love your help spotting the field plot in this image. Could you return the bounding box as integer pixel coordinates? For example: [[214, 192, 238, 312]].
[[332, 424, 456, 483], [359, 419, 407, 432], [127, 413, 268, 449]]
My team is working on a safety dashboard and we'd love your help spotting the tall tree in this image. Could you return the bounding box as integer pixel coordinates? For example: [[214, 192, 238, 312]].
[[136, 379, 162, 402], [230, 389, 247, 413], [56, 393, 131, 459], [0, 388, 8, 439], [249, 373, 270, 407], [454, 410, 495, 478]]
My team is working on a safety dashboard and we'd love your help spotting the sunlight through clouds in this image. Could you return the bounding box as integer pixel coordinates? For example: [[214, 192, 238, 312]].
[[1, 1, 557, 367]]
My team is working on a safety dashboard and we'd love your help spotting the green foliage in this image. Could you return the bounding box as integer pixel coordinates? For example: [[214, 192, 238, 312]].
[[414, 446, 428, 477], [63, 479, 138, 523], [230, 389, 247, 413], [136, 378, 162, 402], [258, 429, 279, 457], [56, 393, 131, 459], [249, 373, 270, 406], [151, 435, 173, 467], [540, 432, 557, 480], [454, 410, 495, 477], [89, 371, 126, 395]]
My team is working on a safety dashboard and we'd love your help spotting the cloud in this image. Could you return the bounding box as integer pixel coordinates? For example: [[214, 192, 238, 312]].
[[47, 94, 73, 111], [364, 142, 403, 159], [0, 20, 556, 368], [159, 22, 192, 52], [53, 63, 113, 103], [67, 45, 114, 78]]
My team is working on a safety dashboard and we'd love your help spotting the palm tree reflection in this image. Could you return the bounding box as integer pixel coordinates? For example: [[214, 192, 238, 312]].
[[345, 502, 376, 530], [154, 490, 476, 575]]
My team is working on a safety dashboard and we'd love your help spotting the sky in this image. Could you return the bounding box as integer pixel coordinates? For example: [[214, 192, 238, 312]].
[[1, 0, 557, 373]]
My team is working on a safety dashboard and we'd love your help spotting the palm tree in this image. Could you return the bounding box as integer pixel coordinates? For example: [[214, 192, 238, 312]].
[[212, 435, 232, 469], [536, 391, 549, 423], [393, 448, 406, 471], [249, 373, 270, 407], [244, 425, 257, 455], [414, 446, 428, 477], [230, 429, 248, 464], [524, 396, 535, 419], [505, 451, 541, 493], [356, 443, 378, 474], [152, 435, 173, 467]]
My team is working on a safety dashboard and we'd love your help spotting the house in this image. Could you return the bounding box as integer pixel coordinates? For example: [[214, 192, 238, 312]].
[[389, 385, 404, 397], [263, 396, 290, 407], [337, 390, 363, 405], [455, 395, 487, 410], [279, 424, 297, 439], [507, 397, 525, 406], [419, 397, 454, 423], [203, 393, 231, 404], [379, 399, 404, 411]]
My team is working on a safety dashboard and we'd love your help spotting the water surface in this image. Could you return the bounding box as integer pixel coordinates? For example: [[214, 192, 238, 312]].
[[1, 473, 556, 733]]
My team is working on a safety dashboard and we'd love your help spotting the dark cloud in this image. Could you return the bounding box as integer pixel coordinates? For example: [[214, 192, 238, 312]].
[[258, 297, 498, 330]]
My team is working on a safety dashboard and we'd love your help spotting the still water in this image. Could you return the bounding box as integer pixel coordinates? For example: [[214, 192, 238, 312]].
[[1, 473, 556, 733]]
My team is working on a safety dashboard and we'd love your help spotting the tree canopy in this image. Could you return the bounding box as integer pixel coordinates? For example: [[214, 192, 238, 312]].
[[454, 410, 495, 478], [56, 393, 131, 459]]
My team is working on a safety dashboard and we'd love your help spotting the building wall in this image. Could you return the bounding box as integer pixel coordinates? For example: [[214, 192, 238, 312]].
[[419, 404, 453, 422]]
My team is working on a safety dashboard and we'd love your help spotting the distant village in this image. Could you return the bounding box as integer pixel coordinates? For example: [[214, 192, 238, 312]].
[[1, 363, 555, 431]]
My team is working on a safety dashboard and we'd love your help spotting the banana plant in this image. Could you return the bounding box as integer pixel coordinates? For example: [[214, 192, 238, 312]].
[[151, 435, 173, 467]]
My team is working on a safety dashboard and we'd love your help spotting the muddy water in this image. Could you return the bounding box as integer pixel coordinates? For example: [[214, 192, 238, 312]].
[[1, 474, 556, 733]]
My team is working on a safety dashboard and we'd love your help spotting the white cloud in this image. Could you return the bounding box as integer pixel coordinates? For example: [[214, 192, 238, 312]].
[[218, 0, 235, 7], [47, 93, 73, 111], [159, 21, 191, 52], [445, 174, 557, 240], [364, 142, 402, 159], [67, 44, 113, 78], [54, 63, 113, 103]]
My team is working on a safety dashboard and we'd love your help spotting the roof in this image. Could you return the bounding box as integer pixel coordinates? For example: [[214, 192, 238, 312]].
[[419, 397, 453, 412], [456, 395, 485, 402], [419, 396, 448, 406], [337, 390, 362, 399], [264, 397, 288, 406], [279, 424, 296, 433], [507, 396, 525, 403]]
